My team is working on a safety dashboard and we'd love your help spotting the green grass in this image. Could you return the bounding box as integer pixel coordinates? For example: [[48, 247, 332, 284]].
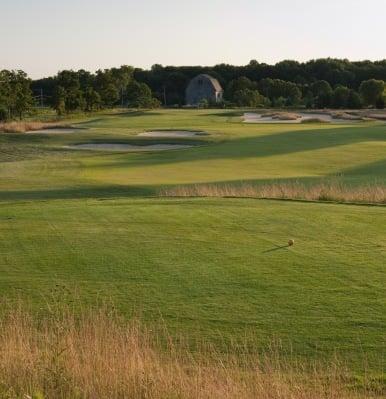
[[0, 109, 385, 377], [1, 109, 385, 199]]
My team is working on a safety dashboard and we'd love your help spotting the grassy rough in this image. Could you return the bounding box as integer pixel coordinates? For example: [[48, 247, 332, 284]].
[[0, 121, 69, 133], [0, 307, 372, 399], [161, 181, 386, 204]]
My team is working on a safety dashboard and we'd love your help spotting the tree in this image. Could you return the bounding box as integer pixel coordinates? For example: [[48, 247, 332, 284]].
[[347, 90, 362, 109], [359, 79, 385, 107], [303, 91, 315, 108], [258, 78, 301, 106], [285, 84, 302, 105], [273, 96, 286, 107], [311, 80, 333, 108], [52, 86, 66, 116], [95, 68, 133, 107], [163, 72, 189, 105], [0, 70, 33, 120], [332, 85, 350, 108], [225, 77, 257, 101], [12, 71, 34, 119], [110, 65, 134, 90], [84, 87, 102, 112], [126, 81, 160, 108], [101, 83, 119, 107], [65, 88, 84, 113], [54, 71, 85, 113], [233, 89, 265, 107]]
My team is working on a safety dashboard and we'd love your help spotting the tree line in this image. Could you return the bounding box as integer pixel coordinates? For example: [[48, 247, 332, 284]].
[[41, 66, 160, 116], [134, 59, 386, 108], [0, 66, 160, 120], [1, 58, 386, 121], [222, 76, 385, 109]]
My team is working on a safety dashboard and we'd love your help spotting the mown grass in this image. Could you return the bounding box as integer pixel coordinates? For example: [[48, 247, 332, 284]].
[[0, 198, 385, 375], [0, 109, 385, 391]]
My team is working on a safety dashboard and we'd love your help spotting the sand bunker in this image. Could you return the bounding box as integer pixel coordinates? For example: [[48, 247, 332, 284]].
[[138, 130, 205, 138], [27, 128, 81, 134], [244, 112, 357, 124], [67, 143, 194, 152]]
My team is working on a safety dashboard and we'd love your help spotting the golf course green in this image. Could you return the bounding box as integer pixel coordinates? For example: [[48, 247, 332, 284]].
[[0, 109, 385, 375]]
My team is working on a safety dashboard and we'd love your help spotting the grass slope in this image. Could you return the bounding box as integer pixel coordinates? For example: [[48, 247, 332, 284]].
[[1, 197, 385, 371], [0, 109, 385, 377]]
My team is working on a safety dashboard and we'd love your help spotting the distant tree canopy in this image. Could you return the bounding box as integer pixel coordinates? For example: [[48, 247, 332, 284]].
[[1, 58, 385, 119], [138, 59, 386, 108], [33, 65, 160, 115]]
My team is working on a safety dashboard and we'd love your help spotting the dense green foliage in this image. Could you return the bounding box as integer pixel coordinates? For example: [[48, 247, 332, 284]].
[[130, 59, 386, 107], [28, 58, 386, 109], [359, 79, 385, 107], [0, 59, 384, 117], [48, 66, 159, 114], [0, 70, 34, 120]]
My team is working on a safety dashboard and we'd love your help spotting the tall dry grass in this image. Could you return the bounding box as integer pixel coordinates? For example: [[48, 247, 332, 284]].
[[160, 182, 386, 205], [0, 306, 372, 399], [0, 121, 69, 133]]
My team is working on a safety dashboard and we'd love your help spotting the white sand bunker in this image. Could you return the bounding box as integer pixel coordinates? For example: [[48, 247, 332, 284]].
[[67, 143, 194, 152], [138, 130, 206, 138], [27, 128, 81, 134], [244, 112, 358, 124]]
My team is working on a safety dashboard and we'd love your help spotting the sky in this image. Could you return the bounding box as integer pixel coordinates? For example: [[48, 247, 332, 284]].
[[2, 0, 386, 79]]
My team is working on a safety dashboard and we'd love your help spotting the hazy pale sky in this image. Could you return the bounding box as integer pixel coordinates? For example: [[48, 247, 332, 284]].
[[2, 0, 386, 79]]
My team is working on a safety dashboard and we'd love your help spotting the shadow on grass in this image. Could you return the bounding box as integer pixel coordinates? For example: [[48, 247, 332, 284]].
[[72, 118, 105, 126], [5, 170, 383, 203], [87, 124, 386, 169], [0, 185, 154, 202], [200, 111, 244, 118], [263, 245, 290, 253], [113, 111, 163, 118], [2, 123, 385, 170]]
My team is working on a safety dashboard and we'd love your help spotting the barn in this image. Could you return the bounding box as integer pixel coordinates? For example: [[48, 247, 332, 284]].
[[185, 74, 223, 105]]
